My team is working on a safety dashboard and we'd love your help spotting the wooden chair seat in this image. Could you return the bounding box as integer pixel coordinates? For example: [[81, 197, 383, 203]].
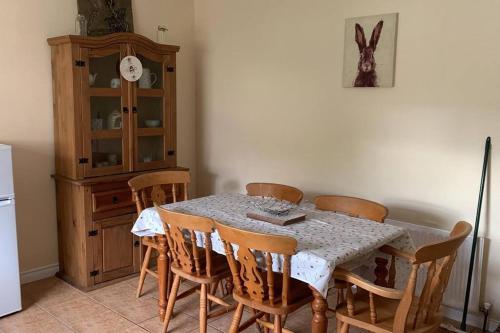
[[141, 236, 159, 249], [336, 293, 441, 333], [233, 272, 313, 315]]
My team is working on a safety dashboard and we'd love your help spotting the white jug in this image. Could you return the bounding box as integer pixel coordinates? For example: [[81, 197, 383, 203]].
[[138, 68, 158, 89]]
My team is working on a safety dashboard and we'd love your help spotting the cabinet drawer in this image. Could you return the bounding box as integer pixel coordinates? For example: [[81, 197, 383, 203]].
[[92, 187, 136, 219]]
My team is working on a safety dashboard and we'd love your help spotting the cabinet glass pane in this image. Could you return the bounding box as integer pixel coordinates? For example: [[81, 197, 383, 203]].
[[138, 136, 164, 163], [137, 54, 162, 89], [92, 138, 122, 168], [89, 53, 121, 88], [137, 97, 163, 128], [90, 97, 122, 130]]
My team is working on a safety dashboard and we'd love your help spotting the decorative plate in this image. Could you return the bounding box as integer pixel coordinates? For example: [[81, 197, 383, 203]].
[[119, 56, 143, 82]]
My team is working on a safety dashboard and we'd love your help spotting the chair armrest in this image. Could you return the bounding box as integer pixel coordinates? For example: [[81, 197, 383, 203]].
[[379, 245, 416, 263], [334, 268, 404, 300]]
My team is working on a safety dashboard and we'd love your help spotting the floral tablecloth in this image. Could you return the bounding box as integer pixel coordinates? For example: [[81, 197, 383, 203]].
[[131, 193, 414, 297]]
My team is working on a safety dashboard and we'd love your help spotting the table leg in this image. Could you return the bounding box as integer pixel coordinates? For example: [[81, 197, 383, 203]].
[[309, 286, 328, 333], [157, 235, 169, 320], [374, 257, 389, 287]]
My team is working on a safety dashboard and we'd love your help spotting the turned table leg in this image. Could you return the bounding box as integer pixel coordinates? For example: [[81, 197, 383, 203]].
[[157, 235, 169, 320], [309, 286, 328, 333], [374, 257, 389, 287]]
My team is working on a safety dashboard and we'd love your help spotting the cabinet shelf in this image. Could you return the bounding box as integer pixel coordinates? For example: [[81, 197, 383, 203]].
[[91, 129, 123, 139], [136, 127, 164, 136], [89, 88, 122, 97], [136, 88, 164, 97]]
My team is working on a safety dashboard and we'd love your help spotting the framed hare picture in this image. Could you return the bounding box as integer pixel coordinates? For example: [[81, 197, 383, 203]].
[[343, 13, 398, 88]]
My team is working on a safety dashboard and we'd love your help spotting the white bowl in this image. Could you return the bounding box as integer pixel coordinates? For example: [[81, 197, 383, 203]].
[[145, 120, 161, 128]]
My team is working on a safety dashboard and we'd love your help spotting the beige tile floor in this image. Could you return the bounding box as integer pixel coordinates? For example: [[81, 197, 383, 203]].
[[0, 276, 459, 333]]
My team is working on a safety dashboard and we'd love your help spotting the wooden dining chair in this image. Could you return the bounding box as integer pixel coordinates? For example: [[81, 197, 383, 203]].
[[334, 221, 472, 333], [314, 195, 389, 306], [215, 222, 314, 333], [156, 207, 234, 333], [246, 183, 304, 204], [128, 170, 190, 298], [314, 195, 388, 223]]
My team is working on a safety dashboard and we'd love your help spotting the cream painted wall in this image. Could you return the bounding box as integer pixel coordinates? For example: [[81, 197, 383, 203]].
[[0, 0, 196, 273], [193, 0, 500, 319]]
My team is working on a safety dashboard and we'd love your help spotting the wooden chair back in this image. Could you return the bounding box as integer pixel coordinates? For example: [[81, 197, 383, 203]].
[[215, 222, 297, 307], [314, 195, 388, 223], [128, 170, 190, 214], [393, 221, 472, 332], [246, 182, 303, 204], [156, 206, 217, 277]]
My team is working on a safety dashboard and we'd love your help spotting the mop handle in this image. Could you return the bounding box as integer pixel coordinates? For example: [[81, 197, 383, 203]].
[[460, 136, 491, 331]]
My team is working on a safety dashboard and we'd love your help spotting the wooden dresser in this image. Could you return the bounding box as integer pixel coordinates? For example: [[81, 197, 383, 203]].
[[47, 33, 183, 290]]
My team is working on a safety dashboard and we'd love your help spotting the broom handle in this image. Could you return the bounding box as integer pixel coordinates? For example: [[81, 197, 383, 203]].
[[460, 136, 491, 331]]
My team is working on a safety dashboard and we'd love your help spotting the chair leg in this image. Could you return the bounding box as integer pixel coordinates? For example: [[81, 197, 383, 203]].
[[340, 321, 350, 333], [166, 255, 173, 296], [200, 283, 208, 333], [263, 314, 270, 333], [161, 275, 181, 333], [229, 303, 244, 333], [336, 288, 343, 305], [251, 308, 263, 333], [336, 318, 342, 333], [208, 280, 219, 311], [274, 315, 282, 333], [136, 245, 152, 298]]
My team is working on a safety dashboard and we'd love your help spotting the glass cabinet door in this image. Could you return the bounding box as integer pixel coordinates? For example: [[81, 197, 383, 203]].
[[81, 46, 130, 177], [132, 47, 175, 170]]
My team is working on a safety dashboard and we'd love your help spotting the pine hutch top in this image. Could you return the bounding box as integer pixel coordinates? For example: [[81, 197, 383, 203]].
[[48, 33, 180, 180]]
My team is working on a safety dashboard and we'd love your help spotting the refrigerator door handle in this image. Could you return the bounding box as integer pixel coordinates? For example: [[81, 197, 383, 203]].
[[0, 199, 13, 207]]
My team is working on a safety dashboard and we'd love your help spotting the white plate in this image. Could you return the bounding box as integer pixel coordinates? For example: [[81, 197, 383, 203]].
[[120, 56, 143, 82]]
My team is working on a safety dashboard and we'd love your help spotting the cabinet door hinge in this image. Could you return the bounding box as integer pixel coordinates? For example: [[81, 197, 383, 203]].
[[79, 158, 89, 164], [88, 230, 98, 237], [75, 60, 86, 67], [90, 270, 99, 277], [166, 66, 175, 73]]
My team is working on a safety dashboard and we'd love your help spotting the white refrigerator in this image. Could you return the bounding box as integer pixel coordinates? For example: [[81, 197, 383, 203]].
[[0, 144, 21, 317]]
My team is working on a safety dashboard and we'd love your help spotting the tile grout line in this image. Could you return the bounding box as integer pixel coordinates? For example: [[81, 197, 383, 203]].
[[30, 302, 79, 333], [27, 279, 141, 332]]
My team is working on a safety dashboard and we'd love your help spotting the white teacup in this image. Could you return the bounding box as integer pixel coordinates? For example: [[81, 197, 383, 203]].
[[110, 78, 121, 88]]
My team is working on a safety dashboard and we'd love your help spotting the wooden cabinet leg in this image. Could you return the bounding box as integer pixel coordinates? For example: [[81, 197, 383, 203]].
[[157, 235, 169, 320], [309, 286, 328, 333], [374, 257, 389, 287]]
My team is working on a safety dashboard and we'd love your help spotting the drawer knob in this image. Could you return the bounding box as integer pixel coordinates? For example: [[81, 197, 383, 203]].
[[134, 240, 140, 247], [112, 196, 119, 204]]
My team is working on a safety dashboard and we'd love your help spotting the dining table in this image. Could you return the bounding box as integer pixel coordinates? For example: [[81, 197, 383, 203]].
[[131, 193, 414, 333]]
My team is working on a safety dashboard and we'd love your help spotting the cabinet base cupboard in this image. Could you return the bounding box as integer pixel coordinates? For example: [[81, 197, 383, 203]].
[[48, 33, 183, 290]]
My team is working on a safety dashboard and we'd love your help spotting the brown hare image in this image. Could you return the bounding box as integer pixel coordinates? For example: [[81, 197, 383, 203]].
[[354, 20, 384, 87]]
